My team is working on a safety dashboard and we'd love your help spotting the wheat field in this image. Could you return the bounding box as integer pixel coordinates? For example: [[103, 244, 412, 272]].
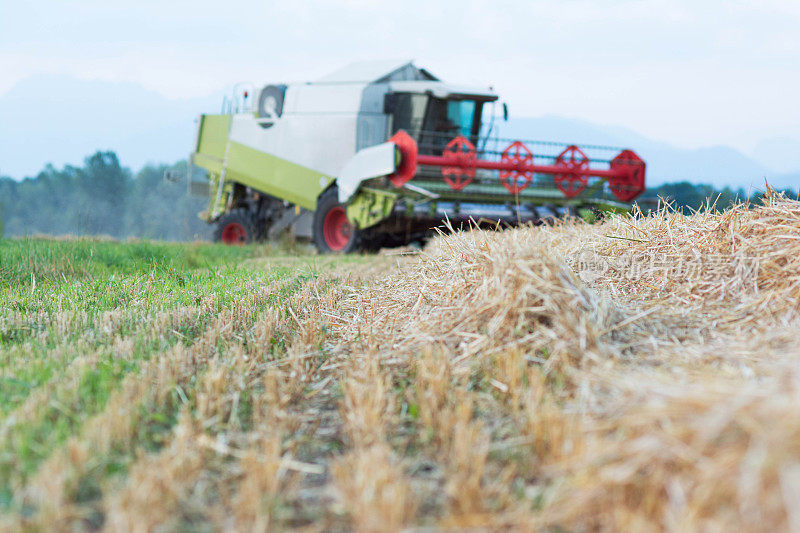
[[2, 192, 800, 531]]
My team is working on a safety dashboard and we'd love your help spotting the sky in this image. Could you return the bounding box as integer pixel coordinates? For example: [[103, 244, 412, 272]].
[[1, 0, 799, 156]]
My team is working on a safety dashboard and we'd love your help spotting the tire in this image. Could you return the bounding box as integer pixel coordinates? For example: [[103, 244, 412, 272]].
[[313, 188, 360, 254], [257, 85, 286, 119], [213, 208, 258, 245]]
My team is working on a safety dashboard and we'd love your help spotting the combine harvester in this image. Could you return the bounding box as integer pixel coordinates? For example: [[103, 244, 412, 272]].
[[190, 61, 646, 252]]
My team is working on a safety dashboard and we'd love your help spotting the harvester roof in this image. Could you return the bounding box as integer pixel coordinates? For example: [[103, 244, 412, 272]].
[[387, 80, 497, 101], [318, 59, 437, 83], [316, 60, 497, 100]]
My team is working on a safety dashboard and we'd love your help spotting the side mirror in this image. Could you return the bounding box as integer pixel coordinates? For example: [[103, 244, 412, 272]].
[[384, 93, 397, 115], [163, 170, 183, 183], [502, 103, 509, 122]]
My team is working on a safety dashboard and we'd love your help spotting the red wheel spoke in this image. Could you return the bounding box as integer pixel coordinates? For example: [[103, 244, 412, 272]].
[[499, 141, 534, 194], [554, 145, 589, 198], [609, 150, 646, 201], [442, 136, 477, 191]]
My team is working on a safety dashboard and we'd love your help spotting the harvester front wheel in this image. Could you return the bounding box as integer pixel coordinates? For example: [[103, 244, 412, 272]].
[[213, 209, 258, 245], [313, 189, 359, 254]]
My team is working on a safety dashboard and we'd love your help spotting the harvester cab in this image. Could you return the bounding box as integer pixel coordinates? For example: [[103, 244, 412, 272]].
[[382, 85, 497, 149], [190, 60, 646, 252]]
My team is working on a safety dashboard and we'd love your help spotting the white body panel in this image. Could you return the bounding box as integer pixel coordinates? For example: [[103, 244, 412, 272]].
[[337, 142, 397, 202], [222, 61, 498, 202], [287, 83, 366, 114], [229, 113, 358, 178], [229, 82, 367, 177]]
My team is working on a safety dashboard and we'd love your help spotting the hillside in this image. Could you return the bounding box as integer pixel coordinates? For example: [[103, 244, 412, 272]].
[[0, 75, 221, 178], [496, 116, 778, 188]]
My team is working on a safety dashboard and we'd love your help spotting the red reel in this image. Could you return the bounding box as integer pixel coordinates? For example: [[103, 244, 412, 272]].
[[442, 136, 477, 191], [388, 130, 418, 187], [499, 141, 534, 194], [553, 145, 590, 198], [609, 150, 646, 202]]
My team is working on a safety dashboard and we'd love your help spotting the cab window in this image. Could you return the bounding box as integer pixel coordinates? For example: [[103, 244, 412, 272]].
[[391, 93, 429, 139], [422, 98, 481, 137], [447, 100, 476, 136]]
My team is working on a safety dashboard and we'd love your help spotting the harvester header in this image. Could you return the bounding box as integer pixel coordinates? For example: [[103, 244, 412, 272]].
[[386, 130, 646, 201], [189, 60, 647, 252]]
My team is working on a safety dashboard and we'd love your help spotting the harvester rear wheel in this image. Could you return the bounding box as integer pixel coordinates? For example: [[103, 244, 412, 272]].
[[213, 209, 258, 245], [313, 189, 360, 254]]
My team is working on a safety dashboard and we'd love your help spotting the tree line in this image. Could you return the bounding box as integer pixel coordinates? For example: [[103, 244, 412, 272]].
[[0, 152, 208, 240], [0, 150, 792, 240]]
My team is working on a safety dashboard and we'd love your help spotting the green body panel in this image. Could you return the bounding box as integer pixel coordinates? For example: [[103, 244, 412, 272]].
[[346, 188, 398, 229], [224, 142, 333, 210], [192, 114, 334, 212], [202, 172, 233, 220], [196, 115, 231, 160]]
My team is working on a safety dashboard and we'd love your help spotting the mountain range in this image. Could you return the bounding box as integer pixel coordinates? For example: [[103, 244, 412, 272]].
[[0, 75, 221, 179], [496, 118, 797, 190], [0, 75, 796, 191]]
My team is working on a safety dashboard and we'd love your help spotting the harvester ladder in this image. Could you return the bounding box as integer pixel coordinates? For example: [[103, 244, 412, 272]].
[[213, 129, 234, 218]]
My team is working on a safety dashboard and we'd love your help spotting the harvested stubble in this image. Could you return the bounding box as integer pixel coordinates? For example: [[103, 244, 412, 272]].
[[322, 190, 800, 530], [4, 192, 800, 531]]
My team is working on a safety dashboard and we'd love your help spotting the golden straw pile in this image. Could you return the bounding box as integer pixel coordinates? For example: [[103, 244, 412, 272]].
[[322, 190, 800, 530]]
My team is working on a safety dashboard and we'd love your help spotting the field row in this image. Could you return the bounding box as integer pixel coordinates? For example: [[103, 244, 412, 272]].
[[3, 194, 800, 530]]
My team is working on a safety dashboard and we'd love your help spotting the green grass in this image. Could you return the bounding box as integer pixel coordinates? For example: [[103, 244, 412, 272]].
[[0, 237, 283, 287], [0, 237, 325, 514], [0, 236, 390, 528]]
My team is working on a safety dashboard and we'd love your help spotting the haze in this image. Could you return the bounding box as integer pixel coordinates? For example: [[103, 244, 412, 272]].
[[1, 0, 799, 182]]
